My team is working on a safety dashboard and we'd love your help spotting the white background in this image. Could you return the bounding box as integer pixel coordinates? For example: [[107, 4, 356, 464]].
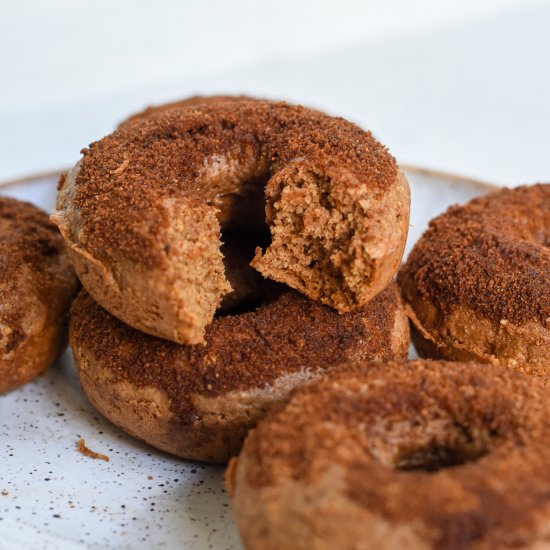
[[1, 0, 549, 186]]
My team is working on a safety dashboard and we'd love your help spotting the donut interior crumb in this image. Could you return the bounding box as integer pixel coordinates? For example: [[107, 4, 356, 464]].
[[77, 438, 110, 462], [253, 165, 372, 310]]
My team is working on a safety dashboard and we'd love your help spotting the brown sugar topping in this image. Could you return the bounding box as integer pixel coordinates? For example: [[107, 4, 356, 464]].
[[119, 95, 254, 127], [242, 360, 550, 549], [70, 284, 402, 423], [72, 100, 397, 267], [399, 184, 550, 325]]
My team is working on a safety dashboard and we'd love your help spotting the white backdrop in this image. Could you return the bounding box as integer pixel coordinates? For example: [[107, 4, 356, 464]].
[[1, 0, 549, 185]]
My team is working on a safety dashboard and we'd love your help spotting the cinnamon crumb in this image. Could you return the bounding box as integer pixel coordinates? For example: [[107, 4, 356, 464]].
[[77, 438, 110, 462], [1, 489, 8, 496]]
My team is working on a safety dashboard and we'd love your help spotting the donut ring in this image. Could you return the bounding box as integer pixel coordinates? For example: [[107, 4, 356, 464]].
[[227, 359, 550, 549], [54, 97, 410, 344], [0, 197, 79, 393], [69, 284, 409, 463], [398, 184, 549, 380]]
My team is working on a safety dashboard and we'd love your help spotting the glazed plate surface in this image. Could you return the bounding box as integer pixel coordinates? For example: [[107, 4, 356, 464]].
[[0, 167, 496, 550]]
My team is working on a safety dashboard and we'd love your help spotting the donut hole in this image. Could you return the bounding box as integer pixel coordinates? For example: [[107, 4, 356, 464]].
[[392, 425, 491, 472], [217, 231, 282, 317], [211, 173, 271, 233], [201, 166, 283, 317], [394, 439, 489, 472]]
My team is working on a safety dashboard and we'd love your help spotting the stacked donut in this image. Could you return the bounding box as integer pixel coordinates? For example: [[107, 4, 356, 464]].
[[53, 96, 412, 463]]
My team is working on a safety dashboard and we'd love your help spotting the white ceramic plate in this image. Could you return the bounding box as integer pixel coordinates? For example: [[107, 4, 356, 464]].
[[0, 167, 496, 550]]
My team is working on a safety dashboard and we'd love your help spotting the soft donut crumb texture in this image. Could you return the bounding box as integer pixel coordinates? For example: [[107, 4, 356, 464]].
[[228, 360, 550, 550], [70, 284, 409, 462], [0, 196, 79, 393], [54, 97, 409, 344], [398, 184, 549, 377], [251, 164, 409, 312]]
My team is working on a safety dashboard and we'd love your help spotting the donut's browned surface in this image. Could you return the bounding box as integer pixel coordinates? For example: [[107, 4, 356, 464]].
[[70, 284, 409, 463], [398, 184, 549, 378], [227, 360, 550, 550], [120, 95, 253, 127], [0, 197, 79, 393], [54, 97, 410, 344]]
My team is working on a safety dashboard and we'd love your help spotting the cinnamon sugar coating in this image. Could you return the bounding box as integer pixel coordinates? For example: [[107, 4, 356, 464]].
[[70, 284, 409, 462], [119, 95, 253, 127], [0, 197, 79, 393], [54, 96, 409, 344], [398, 184, 549, 376], [228, 360, 550, 549]]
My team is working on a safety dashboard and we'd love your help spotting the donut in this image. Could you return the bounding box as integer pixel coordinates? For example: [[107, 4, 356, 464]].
[[69, 283, 409, 463], [226, 359, 550, 549], [398, 184, 549, 380], [0, 197, 79, 393], [53, 98, 410, 344]]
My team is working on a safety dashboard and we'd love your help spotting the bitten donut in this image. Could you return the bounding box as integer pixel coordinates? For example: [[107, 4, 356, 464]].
[[54, 98, 410, 344], [398, 184, 549, 380], [227, 360, 550, 550], [0, 197, 79, 393], [70, 284, 409, 463]]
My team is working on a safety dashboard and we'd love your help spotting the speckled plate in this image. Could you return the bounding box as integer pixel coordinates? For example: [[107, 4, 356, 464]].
[[0, 167, 496, 550]]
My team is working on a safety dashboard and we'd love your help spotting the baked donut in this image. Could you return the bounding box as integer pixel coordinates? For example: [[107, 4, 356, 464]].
[[0, 197, 79, 393], [398, 184, 549, 380], [227, 359, 550, 549], [53, 98, 410, 344], [69, 283, 409, 463]]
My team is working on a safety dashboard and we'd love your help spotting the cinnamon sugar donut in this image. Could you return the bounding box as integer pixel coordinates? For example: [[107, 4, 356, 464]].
[[227, 360, 550, 549], [53, 98, 410, 344], [398, 184, 549, 380], [69, 284, 409, 463], [0, 197, 79, 393]]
